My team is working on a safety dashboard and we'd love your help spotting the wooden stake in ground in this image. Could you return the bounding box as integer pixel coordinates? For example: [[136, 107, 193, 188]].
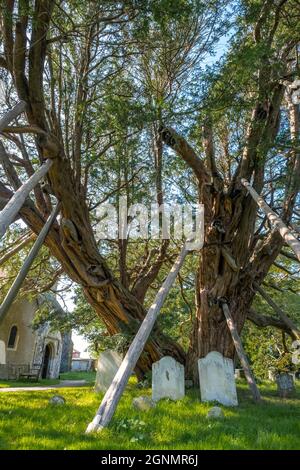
[[241, 178, 300, 262], [86, 242, 192, 433], [253, 282, 300, 340], [0, 101, 26, 132], [0, 203, 60, 322], [221, 302, 261, 403], [0, 159, 52, 239]]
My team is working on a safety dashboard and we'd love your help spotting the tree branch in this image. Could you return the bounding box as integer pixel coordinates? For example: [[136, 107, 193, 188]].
[[253, 281, 300, 339], [242, 178, 300, 261], [202, 117, 220, 179]]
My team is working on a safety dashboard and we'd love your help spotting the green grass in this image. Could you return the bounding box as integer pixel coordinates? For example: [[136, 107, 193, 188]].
[[0, 378, 60, 388], [0, 379, 299, 450]]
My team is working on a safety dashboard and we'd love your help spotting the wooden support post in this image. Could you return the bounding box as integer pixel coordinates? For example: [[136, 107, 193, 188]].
[[0, 203, 60, 322], [241, 178, 300, 262], [0, 101, 26, 132], [0, 159, 53, 239], [253, 282, 300, 340], [221, 302, 261, 403], [86, 243, 191, 433]]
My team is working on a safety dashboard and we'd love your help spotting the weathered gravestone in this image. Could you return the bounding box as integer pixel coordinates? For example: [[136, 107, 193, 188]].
[[95, 350, 123, 393], [276, 373, 295, 398], [152, 356, 185, 402], [198, 351, 238, 406], [234, 368, 246, 379]]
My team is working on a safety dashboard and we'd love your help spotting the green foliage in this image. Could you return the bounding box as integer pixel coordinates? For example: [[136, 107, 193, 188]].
[[63, 246, 197, 355], [59, 371, 96, 385]]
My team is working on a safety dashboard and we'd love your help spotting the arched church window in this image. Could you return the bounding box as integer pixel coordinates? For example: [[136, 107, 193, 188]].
[[7, 325, 18, 349]]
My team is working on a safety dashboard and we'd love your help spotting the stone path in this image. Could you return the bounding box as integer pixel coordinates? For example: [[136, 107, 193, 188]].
[[0, 379, 88, 392]]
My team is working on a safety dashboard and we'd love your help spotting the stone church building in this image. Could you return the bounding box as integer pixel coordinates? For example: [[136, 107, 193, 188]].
[[0, 295, 73, 380]]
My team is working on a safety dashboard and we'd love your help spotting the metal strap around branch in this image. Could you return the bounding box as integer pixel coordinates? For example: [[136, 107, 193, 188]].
[[222, 302, 261, 403], [241, 178, 300, 262], [0, 159, 53, 239], [0, 101, 26, 133], [86, 242, 191, 433], [0, 203, 60, 322]]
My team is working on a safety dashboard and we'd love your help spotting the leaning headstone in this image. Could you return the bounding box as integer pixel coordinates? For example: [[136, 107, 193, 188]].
[[198, 351, 238, 406], [95, 350, 123, 393], [206, 406, 224, 419], [132, 396, 155, 411], [276, 373, 295, 398], [152, 356, 185, 402]]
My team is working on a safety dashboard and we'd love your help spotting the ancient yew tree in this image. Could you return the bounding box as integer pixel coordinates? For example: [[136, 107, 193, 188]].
[[0, 0, 300, 384]]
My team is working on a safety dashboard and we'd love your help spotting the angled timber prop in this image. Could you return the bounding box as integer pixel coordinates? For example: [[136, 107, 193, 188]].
[[0, 203, 60, 322], [0, 101, 52, 240], [221, 301, 261, 403]]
